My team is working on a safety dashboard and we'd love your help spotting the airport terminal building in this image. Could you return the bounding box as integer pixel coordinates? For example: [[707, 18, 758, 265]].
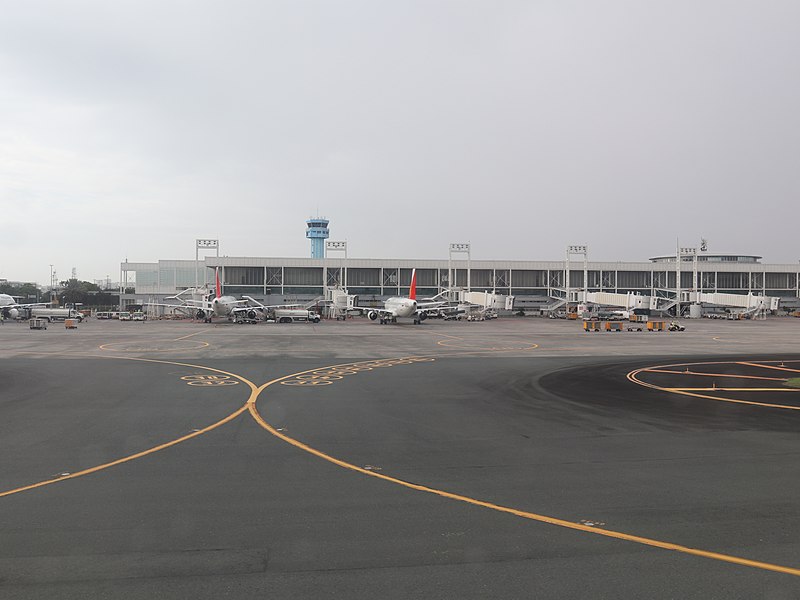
[[120, 252, 800, 312]]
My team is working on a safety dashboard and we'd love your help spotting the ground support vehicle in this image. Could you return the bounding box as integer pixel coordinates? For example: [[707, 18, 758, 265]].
[[234, 316, 260, 324], [29, 318, 47, 330], [273, 309, 321, 324], [668, 321, 686, 332], [29, 307, 84, 323]]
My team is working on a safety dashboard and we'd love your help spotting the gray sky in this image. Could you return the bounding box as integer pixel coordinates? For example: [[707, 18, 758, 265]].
[[2, 1, 799, 284]]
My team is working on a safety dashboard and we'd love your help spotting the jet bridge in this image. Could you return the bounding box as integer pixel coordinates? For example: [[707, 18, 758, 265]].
[[458, 290, 514, 311], [577, 291, 779, 318]]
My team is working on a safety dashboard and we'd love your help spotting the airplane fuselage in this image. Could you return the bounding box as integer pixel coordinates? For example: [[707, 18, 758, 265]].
[[0, 294, 18, 318], [0, 293, 16, 307], [0, 293, 40, 319], [383, 297, 417, 318], [211, 295, 241, 317]]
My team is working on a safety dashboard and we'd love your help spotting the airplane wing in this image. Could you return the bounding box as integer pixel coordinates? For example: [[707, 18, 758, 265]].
[[241, 296, 303, 310], [421, 303, 462, 314], [145, 300, 212, 310], [415, 300, 449, 314], [366, 306, 398, 318], [2, 301, 49, 309]]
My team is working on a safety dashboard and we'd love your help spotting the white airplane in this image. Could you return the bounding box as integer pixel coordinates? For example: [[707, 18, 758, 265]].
[[149, 269, 278, 323], [0, 294, 47, 320], [367, 269, 448, 325], [150, 269, 297, 323]]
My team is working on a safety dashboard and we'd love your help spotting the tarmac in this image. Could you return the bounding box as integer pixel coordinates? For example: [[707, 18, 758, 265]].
[[1, 316, 799, 599]]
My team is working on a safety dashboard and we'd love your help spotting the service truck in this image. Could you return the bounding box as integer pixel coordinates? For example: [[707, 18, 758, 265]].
[[29, 307, 84, 323], [273, 308, 320, 324]]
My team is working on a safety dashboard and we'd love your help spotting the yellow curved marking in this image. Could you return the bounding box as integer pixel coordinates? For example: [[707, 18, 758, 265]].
[[737, 361, 800, 374], [173, 331, 205, 341], [249, 359, 800, 577], [278, 357, 437, 388], [644, 369, 788, 382], [667, 388, 799, 393], [436, 339, 539, 351], [711, 336, 747, 344], [629, 361, 800, 411], [419, 329, 539, 352], [0, 356, 258, 498], [99, 341, 210, 352]]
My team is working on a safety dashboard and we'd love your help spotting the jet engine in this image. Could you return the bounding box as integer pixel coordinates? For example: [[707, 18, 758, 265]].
[[417, 312, 428, 322], [6, 307, 19, 319], [196, 310, 207, 320], [247, 310, 258, 320], [367, 311, 378, 321]]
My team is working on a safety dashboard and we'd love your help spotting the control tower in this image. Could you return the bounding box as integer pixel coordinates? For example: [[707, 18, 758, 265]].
[[306, 217, 330, 259]]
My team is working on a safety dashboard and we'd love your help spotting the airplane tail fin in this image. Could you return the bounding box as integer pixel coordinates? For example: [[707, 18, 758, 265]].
[[409, 269, 417, 300], [215, 268, 222, 299]]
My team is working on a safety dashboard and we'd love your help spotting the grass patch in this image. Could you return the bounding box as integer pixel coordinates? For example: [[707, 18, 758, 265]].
[[785, 378, 800, 389]]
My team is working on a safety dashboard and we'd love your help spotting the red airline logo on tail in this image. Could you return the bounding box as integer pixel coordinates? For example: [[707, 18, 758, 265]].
[[409, 269, 417, 300], [215, 268, 222, 299]]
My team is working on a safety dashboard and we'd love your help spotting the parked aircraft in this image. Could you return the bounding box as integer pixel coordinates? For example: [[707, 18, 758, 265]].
[[367, 269, 448, 325], [148, 269, 287, 323], [0, 294, 47, 320]]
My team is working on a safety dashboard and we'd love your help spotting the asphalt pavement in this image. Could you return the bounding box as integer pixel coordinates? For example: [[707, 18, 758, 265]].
[[1, 317, 798, 598]]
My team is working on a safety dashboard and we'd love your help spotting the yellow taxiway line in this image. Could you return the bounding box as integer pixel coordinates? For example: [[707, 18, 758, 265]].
[[248, 358, 800, 578], [4, 350, 799, 577], [0, 355, 257, 498]]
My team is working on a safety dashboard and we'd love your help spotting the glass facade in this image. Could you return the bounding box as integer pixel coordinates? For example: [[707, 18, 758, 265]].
[[127, 259, 800, 305]]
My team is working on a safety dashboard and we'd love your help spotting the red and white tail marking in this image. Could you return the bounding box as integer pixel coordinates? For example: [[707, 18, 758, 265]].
[[215, 268, 222, 299], [409, 268, 417, 300]]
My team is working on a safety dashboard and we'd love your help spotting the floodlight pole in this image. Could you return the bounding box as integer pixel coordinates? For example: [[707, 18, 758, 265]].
[[676, 243, 697, 315], [566, 245, 588, 308], [196, 239, 219, 291], [325, 241, 348, 292], [449, 243, 471, 300]]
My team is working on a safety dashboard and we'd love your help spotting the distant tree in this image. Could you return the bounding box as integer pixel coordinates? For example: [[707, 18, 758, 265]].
[[0, 282, 41, 299], [59, 279, 102, 306]]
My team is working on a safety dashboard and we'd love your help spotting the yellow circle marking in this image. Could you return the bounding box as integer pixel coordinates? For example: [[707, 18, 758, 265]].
[[249, 357, 800, 578], [281, 379, 334, 386], [279, 356, 437, 388], [628, 360, 800, 411], [180, 374, 239, 386], [436, 339, 539, 351], [186, 379, 239, 387]]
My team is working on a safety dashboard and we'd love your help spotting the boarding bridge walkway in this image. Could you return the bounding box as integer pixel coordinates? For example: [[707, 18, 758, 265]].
[[575, 291, 779, 315]]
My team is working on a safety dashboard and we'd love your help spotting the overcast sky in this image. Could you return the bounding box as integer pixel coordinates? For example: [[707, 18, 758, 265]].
[[2, 1, 799, 284]]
